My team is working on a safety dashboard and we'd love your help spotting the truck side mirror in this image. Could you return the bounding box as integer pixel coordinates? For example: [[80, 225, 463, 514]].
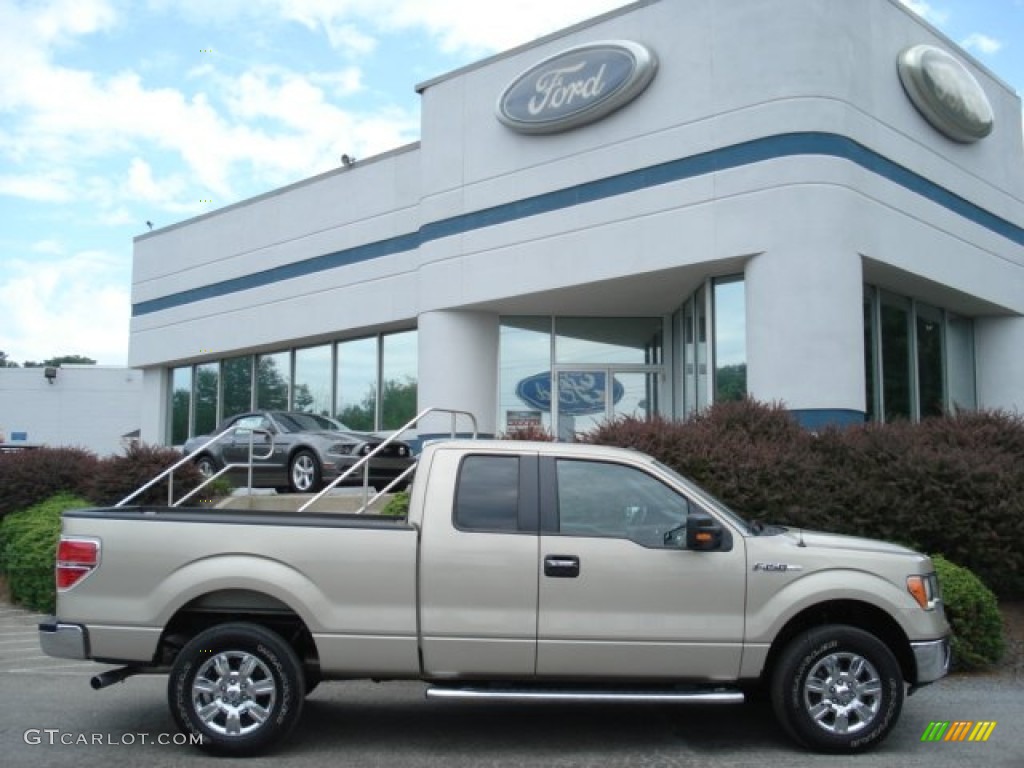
[[686, 512, 723, 551]]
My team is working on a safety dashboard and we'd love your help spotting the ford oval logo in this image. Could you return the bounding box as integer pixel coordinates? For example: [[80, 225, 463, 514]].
[[516, 371, 625, 416], [497, 40, 657, 135], [897, 44, 994, 143]]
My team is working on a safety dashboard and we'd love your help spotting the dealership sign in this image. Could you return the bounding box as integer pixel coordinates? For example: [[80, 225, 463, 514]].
[[516, 371, 624, 416], [497, 40, 657, 134], [897, 44, 993, 143]]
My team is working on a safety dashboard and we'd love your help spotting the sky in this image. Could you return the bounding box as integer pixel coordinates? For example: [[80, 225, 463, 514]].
[[0, 0, 1022, 367]]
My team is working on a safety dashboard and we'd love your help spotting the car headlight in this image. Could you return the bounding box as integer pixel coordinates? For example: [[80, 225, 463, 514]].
[[907, 572, 941, 610], [328, 443, 354, 455]]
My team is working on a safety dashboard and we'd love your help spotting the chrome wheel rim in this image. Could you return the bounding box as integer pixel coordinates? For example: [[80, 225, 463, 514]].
[[292, 455, 315, 491], [191, 651, 277, 737], [802, 652, 882, 735]]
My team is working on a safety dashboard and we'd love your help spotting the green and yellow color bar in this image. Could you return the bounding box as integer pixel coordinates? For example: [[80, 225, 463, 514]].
[[921, 721, 997, 742]]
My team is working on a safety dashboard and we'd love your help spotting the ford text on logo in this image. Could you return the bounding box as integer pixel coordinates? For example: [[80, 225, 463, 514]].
[[516, 372, 625, 416], [497, 40, 657, 134]]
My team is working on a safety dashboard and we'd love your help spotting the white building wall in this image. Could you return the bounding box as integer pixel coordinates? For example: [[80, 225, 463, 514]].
[[126, 0, 1024, 442], [976, 318, 1024, 413], [0, 367, 143, 455]]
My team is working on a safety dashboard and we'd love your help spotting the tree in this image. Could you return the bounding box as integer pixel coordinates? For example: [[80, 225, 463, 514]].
[[23, 355, 97, 368], [0, 350, 18, 368], [336, 377, 418, 431]]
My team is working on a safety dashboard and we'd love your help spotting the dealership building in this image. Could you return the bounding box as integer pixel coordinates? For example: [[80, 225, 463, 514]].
[[130, 0, 1024, 447]]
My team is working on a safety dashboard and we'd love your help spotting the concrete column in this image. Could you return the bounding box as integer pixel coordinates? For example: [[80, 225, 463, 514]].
[[745, 242, 865, 427], [417, 310, 499, 438], [976, 316, 1024, 413]]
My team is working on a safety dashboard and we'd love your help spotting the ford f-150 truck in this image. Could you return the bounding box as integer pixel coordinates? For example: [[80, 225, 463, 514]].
[[39, 439, 949, 756]]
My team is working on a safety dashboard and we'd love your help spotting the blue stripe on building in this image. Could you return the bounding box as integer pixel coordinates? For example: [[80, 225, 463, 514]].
[[132, 131, 1024, 317]]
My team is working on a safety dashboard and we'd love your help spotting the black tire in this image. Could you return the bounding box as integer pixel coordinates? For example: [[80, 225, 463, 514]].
[[289, 450, 322, 493], [771, 625, 904, 753], [168, 622, 304, 756], [195, 455, 218, 478]]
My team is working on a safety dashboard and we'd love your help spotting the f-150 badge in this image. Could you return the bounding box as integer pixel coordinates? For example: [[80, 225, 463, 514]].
[[753, 562, 803, 573]]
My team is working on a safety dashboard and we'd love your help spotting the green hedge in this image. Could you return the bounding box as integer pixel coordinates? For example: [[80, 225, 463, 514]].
[[0, 494, 87, 613], [933, 555, 1005, 670], [585, 401, 1024, 599]]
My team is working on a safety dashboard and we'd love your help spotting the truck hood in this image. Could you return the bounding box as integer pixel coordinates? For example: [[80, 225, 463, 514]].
[[779, 528, 918, 556]]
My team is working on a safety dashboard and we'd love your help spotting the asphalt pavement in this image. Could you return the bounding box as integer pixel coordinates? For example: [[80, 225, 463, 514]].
[[2, 602, 1021, 768]]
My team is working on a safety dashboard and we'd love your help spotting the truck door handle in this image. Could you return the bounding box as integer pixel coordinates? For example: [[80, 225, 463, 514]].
[[544, 555, 580, 578]]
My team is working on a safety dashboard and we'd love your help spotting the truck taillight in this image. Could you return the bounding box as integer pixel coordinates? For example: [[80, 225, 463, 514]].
[[56, 537, 100, 590]]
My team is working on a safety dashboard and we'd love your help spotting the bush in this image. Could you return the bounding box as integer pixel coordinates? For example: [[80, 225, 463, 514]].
[[0, 448, 99, 522], [88, 442, 205, 506], [932, 555, 1006, 670], [584, 400, 1024, 598], [379, 490, 410, 517], [0, 494, 88, 613]]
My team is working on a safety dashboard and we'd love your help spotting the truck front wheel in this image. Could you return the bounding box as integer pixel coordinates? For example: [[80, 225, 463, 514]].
[[168, 622, 304, 756], [771, 625, 904, 753]]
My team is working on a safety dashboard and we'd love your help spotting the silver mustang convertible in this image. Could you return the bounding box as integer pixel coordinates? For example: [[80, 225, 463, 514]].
[[183, 410, 415, 493]]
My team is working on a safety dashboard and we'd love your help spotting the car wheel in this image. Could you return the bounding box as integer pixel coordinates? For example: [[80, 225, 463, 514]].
[[289, 450, 321, 493], [771, 624, 903, 753], [167, 622, 304, 756], [195, 455, 218, 478]]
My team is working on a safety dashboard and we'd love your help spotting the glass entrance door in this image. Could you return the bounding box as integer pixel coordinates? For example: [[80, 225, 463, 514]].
[[553, 367, 660, 441]]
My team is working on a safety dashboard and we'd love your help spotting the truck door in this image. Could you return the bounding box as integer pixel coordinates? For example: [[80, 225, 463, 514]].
[[536, 456, 746, 679], [418, 450, 540, 678]]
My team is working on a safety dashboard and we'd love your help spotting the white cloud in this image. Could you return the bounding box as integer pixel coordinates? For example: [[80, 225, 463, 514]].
[[898, 0, 951, 27], [960, 33, 1003, 56], [0, 250, 130, 364]]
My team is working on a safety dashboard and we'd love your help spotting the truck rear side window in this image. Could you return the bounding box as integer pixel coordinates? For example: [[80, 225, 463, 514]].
[[455, 456, 520, 532]]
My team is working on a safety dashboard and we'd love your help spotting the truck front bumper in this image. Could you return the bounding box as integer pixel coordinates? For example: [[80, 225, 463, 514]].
[[911, 636, 951, 685], [38, 618, 88, 660]]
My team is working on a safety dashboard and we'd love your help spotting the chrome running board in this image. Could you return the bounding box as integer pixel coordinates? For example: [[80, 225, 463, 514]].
[[425, 686, 744, 704]]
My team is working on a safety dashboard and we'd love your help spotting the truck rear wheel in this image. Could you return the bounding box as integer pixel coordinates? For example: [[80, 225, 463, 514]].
[[168, 622, 304, 756], [771, 625, 903, 753]]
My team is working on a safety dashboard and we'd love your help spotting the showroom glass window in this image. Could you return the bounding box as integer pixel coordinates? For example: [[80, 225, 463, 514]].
[[166, 329, 418, 442], [221, 355, 253, 419], [863, 285, 976, 422], [170, 367, 192, 445], [381, 330, 418, 430], [674, 275, 747, 419], [257, 352, 290, 410], [555, 318, 663, 365], [294, 345, 332, 416], [499, 318, 553, 435], [192, 362, 219, 436], [498, 317, 664, 437], [336, 336, 379, 430], [713, 277, 747, 403]]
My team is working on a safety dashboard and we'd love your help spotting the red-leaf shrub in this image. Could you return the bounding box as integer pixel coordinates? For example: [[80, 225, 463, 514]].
[[0, 448, 100, 521], [584, 400, 1024, 598], [88, 442, 205, 506]]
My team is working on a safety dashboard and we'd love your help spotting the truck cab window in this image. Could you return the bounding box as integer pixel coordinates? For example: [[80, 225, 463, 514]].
[[455, 455, 520, 532], [555, 459, 689, 547]]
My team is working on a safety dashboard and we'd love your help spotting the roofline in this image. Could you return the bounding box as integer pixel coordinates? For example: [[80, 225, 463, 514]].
[[414, 1, 659, 94]]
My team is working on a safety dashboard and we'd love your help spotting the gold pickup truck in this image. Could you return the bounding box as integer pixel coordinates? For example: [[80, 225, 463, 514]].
[[39, 440, 949, 757]]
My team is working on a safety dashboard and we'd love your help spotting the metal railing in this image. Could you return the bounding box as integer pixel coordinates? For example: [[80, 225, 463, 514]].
[[116, 406, 479, 513], [114, 426, 273, 508], [297, 407, 478, 514]]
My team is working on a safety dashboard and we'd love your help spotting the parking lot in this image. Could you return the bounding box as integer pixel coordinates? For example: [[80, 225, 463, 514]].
[[2, 602, 1022, 768]]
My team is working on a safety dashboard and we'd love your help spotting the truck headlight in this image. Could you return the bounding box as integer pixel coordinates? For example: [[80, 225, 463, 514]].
[[907, 572, 941, 610]]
